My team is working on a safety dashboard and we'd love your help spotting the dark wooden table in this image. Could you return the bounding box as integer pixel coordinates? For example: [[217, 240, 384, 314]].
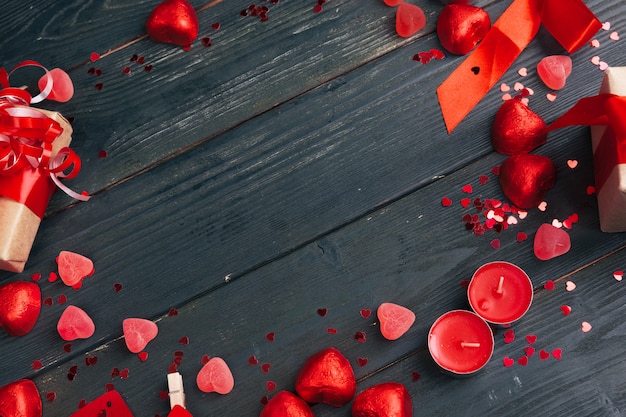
[[1, 0, 626, 415]]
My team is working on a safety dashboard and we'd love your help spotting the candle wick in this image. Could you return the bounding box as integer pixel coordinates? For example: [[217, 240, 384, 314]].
[[496, 276, 504, 294], [461, 342, 481, 348]]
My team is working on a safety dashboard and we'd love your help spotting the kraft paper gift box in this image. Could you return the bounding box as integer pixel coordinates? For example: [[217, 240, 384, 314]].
[[591, 67, 626, 232], [0, 108, 73, 272]]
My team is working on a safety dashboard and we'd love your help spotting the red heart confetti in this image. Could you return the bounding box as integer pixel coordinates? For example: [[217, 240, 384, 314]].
[[552, 348, 563, 360], [354, 331, 367, 343], [586, 185, 595, 195], [113, 283, 123, 292], [524, 346, 535, 357], [503, 329, 515, 343], [614, 270, 624, 281], [544, 280, 555, 290], [526, 335, 537, 344], [517, 356, 529, 366], [360, 309, 371, 319], [248, 355, 259, 366], [265, 332, 275, 342], [462, 184, 473, 193], [31, 273, 41, 282], [90, 52, 100, 62], [85, 356, 97, 366], [168, 308, 178, 317], [441, 197, 453, 207], [178, 335, 189, 345], [460, 198, 471, 208], [119, 368, 129, 379], [261, 363, 271, 373], [138, 351, 149, 362], [32, 360, 43, 370], [63, 343, 72, 353], [517, 232, 528, 242], [201, 354, 210, 365], [327, 327, 338, 334], [105, 383, 115, 391], [411, 371, 421, 382], [266, 381, 277, 392], [503, 357, 514, 367], [317, 308, 328, 317], [196, 357, 234, 394], [43, 297, 53, 306], [357, 357, 368, 367], [539, 350, 550, 360], [260, 395, 269, 405], [479, 175, 489, 184], [560, 305, 572, 316], [49, 272, 58, 283], [490, 239, 500, 249], [97, 150, 108, 159], [46, 392, 56, 402]]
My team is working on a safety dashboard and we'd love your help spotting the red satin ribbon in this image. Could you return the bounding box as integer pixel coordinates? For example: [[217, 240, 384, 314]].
[[437, 0, 601, 133], [548, 93, 626, 192], [0, 61, 89, 218]]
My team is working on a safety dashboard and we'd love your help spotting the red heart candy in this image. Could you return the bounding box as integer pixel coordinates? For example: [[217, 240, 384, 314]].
[[57, 251, 94, 289], [383, 0, 404, 6], [37, 68, 74, 103], [260, 391, 314, 417], [146, 0, 198, 49], [499, 154, 557, 209], [352, 382, 412, 417], [295, 347, 356, 407], [395, 3, 426, 38], [377, 302, 415, 340], [123, 318, 158, 353], [0, 379, 42, 417], [491, 99, 547, 155], [533, 223, 571, 260], [537, 55, 572, 90], [437, 4, 491, 55], [57, 305, 95, 341], [196, 357, 234, 394], [0, 281, 41, 337]]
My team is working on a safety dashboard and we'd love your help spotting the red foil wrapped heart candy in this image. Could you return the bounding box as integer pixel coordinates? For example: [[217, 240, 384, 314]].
[[492, 98, 547, 155], [295, 347, 356, 407], [437, 4, 490, 55], [146, 0, 198, 49], [0, 281, 41, 337], [259, 391, 314, 417], [499, 154, 557, 209], [0, 379, 42, 417], [352, 382, 412, 417]]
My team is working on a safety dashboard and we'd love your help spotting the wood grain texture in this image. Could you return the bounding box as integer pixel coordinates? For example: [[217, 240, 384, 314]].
[[0, 0, 625, 416]]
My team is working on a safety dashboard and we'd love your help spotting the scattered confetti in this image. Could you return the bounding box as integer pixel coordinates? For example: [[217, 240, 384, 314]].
[[411, 371, 421, 382], [63, 343, 72, 353], [590, 39, 600, 47], [360, 309, 371, 319], [602, 21, 611, 31], [97, 150, 109, 158], [265, 332, 275, 342], [560, 305, 572, 316], [517, 356, 529, 366], [581, 321, 592, 332], [610, 31, 620, 41], [565, 281, 576, 291], [317, 308, 328, 317], [113, 283, 123, 292], [461, 184, 473, 193], [546, 93, 557, 102], [178, 336, 189, 345], [357, 357, 368, 367], [544, 280, 555, 290], [518, 67, 528, 77], [490, 239, 500, 249], [500, 83, 510, 92], [31, 273, 41, 282], [441, 197, 453, 207], [46, 392, 57, 402], [266, 381, 277, 392], [138, 351, 149, 362], [567, 159, 578, 169], [327, 327, 337, 334], [552, 348, 563, 359], [503, 329, 515, 343], [524, 346, 535, 357], [586, 185, 596, 195], [503, 357, 514, 367], [261, 363, 271, 373], [168, 308, 178, 317], [90, 52, 101, 62], [614, 270, 624, 281], [539, 350, 550, 360], [354, 331, 367, 343], [526, 334, 537, 344], [32, 360, 43, 370]]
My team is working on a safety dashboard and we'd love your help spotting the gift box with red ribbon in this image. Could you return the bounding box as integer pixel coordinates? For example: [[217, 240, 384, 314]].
[[548, 67, 626, 232], [0, 62, 89, 272]]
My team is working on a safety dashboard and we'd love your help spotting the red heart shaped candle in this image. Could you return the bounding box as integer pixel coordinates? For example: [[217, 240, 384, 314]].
[[0, 379, 42, 417], [352, 382, 412, 417], [491, 99, 547, 155], [499, 153, 557, 209], [146, 0, 198, 49], [0, 281, 41, 337], [437, 4, 490, 55], [295, 347, 356, 407], [259, 391, 315, 417]]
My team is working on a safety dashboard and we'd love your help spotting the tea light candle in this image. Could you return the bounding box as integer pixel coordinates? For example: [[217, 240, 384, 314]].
[[428, 310, 494, 376], [468, 261, 533, 325]]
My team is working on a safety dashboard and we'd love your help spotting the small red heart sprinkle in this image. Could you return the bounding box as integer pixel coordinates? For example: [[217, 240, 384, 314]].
[[63, 343, 72, 353], [544, 280, 555, 290], [459, 279, 470, 289], [360, 309, 371, 318], [90, 52, 101, 62], [122, 66, 131, 74], [503, 357, 514, 367], [492, 166, 500, 175], [317, 308, 328, 317], [586, 185, 595, 195], [460, 198, 471, 208], [354, 331, 366, 343], [31, 273, 41, 282], [85, 356, 98, 366], [524, 346, 535, 357], [202, 37, 212, 47], [168, 308, 178, 317], [357, 357, 368, 367], [138, 351, 149, 362], [159, 390, 169, 400], [144, 64, 153, 72], [173, 356, 183, 366], [479, 175, 489, 184], [517, 356, 529, 366], [78, 399, 87, 408], [260, 395, 269, 405], [261, 363, 271, 373], [49, 272, 58, 283], [560, 305, 572, 316], [46, 392, 57, 402], [266, 381, 277, 392], [105, 383, 115, 391], [248, 355, 259, 366], [69, 365, 78, 375], [97, 150, 108, 158], [32, 360, 43, 370], [552, 348, 562, 360], [462, 184, 473, 193], [178, 336, 189, 345], [539, 350, 550, 360], [265, 332, 275, 342], [441, 197, 453, 207], [411, 371, 421, 382], [199, 354, 209, 365], [120, 368, 129, 379], [516, 232, 528, 242], [168, 363, 178, 373], [111, 367, 120, 377], [526, 335, 537, 344], [174, 350, 184, 357], [490, 239, 500, 249], [57, 294, 67, 304], [503, 329, 515, 343], [95, 83, 103, 90], [113, 283, 123, 292], [327, 327, 337, 334]]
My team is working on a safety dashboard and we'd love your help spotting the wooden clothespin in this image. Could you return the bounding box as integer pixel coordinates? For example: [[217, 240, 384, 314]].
[[167, 372, 193, 417]]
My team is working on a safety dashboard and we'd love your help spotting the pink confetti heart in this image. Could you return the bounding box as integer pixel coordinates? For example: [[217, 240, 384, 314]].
[[377, 302, 415, 341], [560, 305, 572, 316], [599, 61, 609, 71], [546, 93, 557, 102], [196, 357, 234, 394], [513, 82, 524, 91], [602, 21, 611, 31], [567, 160, 578, 169], [565, 281, 576, 291], [502, 93, 512, 101], [500, 83, 510, 92], [590, 39, 600, 47], [610, 31, 620, 41], [538, 201, 547, 211], [552, 219, 563, 228], [57, 305, 95, 341], [534, 223, 571, 260], [537, 55, 572, 90], [581, 321, 592, 333], [614, 270, 624, 281], [590, 56, 601, 65], [123, 318, 158, 353], [518, 67, 528, 77]]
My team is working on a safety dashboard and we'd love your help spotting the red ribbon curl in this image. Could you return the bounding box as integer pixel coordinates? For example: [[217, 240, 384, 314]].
[[437, 0, 601, 133], [0, 61, 89, 219], [548, 93, 626, 193]]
